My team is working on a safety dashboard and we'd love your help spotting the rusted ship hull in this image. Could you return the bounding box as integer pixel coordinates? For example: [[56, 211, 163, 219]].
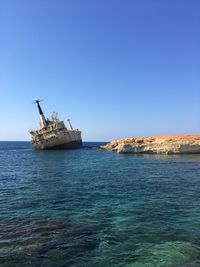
[[33, 140, 82, 150], [31, 130, 82, 150]]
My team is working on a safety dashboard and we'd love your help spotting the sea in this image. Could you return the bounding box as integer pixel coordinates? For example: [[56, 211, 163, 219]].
[[0, 141, 200, 267]]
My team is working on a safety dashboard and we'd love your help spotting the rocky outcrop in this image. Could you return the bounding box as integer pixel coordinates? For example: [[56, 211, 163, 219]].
[[100, 135, 200, 154]]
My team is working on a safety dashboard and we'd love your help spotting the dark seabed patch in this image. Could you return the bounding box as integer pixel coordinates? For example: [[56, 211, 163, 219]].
[[0, 218, 101, 266]]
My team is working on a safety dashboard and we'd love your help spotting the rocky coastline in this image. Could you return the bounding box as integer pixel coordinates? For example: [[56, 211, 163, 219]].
[[100, 135, 200, 154]]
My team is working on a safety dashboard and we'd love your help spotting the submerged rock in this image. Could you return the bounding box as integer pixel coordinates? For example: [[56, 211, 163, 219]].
[[127, 241, 200, 267], [100, 135, 200, 154]]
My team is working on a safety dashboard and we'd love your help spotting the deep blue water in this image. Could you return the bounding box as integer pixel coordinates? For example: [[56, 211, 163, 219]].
[[0, 141, 200, 266]]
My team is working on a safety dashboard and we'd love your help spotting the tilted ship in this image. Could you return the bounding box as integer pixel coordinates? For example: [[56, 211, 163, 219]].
[[30, 99, 82, 149]]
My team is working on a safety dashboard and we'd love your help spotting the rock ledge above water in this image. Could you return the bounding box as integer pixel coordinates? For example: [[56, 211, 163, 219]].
[[100, 135, 200, 154]]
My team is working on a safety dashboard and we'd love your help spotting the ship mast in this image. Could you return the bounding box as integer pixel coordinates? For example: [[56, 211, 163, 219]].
[[34, 99, 47, 128], [67, 119, 73, 130]]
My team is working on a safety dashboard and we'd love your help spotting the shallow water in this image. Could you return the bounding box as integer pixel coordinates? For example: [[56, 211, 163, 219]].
[[0, 141, 200, 266]]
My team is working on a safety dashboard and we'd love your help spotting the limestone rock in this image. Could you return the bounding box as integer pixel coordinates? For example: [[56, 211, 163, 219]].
[[100, 135, 200, 154]]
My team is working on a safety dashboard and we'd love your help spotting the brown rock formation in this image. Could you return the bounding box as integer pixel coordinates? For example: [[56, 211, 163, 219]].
[[100, 135, 200, 154]]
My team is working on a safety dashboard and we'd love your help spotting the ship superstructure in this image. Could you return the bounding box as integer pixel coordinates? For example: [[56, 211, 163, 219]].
[[30, 100, 82, 149]]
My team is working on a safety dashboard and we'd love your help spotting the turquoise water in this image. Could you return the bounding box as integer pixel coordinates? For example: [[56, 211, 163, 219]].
[[0, 141, 200, 266]]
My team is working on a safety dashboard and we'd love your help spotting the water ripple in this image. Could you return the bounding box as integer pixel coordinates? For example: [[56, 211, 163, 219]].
[[0, 142, 200, 266]]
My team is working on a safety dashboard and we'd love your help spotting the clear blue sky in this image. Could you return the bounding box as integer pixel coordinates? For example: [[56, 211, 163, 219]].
[[0, 0, 199, 141]]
